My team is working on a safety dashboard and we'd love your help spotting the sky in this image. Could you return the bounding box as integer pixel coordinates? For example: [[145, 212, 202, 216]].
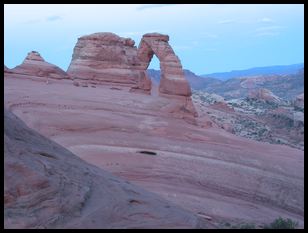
[[4, 4, 304, 75]]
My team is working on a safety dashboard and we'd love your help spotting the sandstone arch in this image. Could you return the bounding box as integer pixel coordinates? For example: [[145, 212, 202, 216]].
[[137, 33, 192, 97]]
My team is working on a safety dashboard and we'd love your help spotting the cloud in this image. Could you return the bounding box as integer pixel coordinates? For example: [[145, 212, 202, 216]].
[[136, 4, 178, 10], [24, 15, 62, 24], [254, 26, 284, 37], [255, 26, 284, 32], [218, 19, 235, 24], [259, 17, 273, 23], [46, 15, 62, 22]]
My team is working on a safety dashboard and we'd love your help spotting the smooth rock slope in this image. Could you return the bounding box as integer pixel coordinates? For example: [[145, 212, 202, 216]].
[[4, 108, 207, 229], [4, 76, 304, 228]]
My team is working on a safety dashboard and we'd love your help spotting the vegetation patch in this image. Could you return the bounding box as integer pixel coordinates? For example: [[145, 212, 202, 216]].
[[264, 217, 299, 229]]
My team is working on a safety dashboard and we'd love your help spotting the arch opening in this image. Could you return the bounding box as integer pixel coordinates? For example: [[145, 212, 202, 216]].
[[137, 35, 191, 97]]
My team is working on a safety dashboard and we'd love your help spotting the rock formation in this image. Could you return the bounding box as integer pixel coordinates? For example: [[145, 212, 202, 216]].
[[67, 32, 192, 97], [248, 88, 282, 104], [4, 108, 206, 229], [9, 51, 70, 80], [67, 33, 151, 93], [138, 33, 191, 97], [67, 32, 197, 118], [4, 65, 11, 74]]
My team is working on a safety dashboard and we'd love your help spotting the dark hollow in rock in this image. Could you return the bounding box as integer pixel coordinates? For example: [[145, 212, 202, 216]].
[[138, 151, 157, 155], [129, 199, 142, 204]]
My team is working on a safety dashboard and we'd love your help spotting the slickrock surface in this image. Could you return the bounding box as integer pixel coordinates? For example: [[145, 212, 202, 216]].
[[4, 76, 304, 228], [8, 51, 70, 80], [4, 108, 208, 229]]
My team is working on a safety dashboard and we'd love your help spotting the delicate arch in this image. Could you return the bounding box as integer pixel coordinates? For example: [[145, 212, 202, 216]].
[[137, 33, 191, 97]]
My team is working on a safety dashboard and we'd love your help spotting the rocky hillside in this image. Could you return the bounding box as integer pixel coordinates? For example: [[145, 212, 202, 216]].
[[205, 69, 304, 100], [148, 68, 304, 101], [192, 90, 304, 150]]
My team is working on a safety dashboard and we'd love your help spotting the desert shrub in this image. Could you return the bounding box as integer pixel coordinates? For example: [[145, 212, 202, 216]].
[[224, 222, 231, 227], [264, 217, 298, 229]]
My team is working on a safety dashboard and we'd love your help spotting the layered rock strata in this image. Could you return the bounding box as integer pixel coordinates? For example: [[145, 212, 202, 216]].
[[67, 32, 193, 97], [67, 33, 151, 93]]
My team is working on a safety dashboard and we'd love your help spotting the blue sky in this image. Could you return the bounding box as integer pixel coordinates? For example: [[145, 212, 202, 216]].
[[4, 4, 304, 74]]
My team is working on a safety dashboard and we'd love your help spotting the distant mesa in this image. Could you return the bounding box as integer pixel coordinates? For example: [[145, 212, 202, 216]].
[[8, 51, 70, 80]]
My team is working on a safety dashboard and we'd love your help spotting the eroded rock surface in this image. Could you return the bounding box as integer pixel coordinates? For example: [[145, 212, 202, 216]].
[[67, 32, 192, 98], [67, 32, 196, 117], [4, 77, 304, 228], [248, 88, 283, 104], [4, 108, 207, 229], [138, 33, 191, 97], [9, 51, 70, 80], [67, 32, 151, 93]]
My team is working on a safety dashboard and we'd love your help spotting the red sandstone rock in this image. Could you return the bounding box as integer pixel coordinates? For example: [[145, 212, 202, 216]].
[[67, 32, 192, 98], [248, 88, 282, 104], [221, 123, 235, 133], [67, 32, 196, 119], [67, 32, 151, 93], [138, 33, 191, 97], [4, 76, 304, 228], [9, 51, 70, 80], [4, 65, 10, 73], [4, 108, 207, 229], [73, 81, 80, 87]]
